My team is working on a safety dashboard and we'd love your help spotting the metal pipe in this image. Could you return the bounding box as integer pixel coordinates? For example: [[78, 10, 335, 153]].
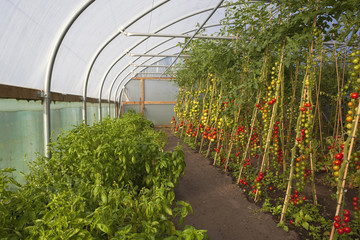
[[124, 32, 235, 40], [129, 54, 190, 57], [110, 23, 224, 116], [104, 7, 225, 116], [82, 0, 170, 123], [130, 64, 170, 68], [163, 0, 225, 75], [43, 0, 95, 158]]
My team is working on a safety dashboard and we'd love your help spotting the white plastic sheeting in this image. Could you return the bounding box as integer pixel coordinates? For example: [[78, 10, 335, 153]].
[[0, 0, 231, 101]]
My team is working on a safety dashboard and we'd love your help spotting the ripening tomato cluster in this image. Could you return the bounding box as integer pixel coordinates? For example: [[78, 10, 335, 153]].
[[294, 155, 307, 187], [254, 172, 264, 191], [250, 130, 259, 150], [353, 197, 359, 214], [290, 189, 306, 205], [185, 123, 195, 137], [243, 158, 251, 169], [214, 147, 220, 153], [200, 109, 208, 124], [203, 126, 217, 142], [270, 123, 280, 153], [239, 177, 248, 186], [276, 148, 283, 164], [333, 144, 345, 180], [256, 102, 264, 110], [333, 209, 352, 235]]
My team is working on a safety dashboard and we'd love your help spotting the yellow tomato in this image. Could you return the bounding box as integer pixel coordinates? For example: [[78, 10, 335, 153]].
[[346, 116, 353, 122]]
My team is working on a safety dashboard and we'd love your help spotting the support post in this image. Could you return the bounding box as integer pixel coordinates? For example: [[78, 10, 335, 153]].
[[141, 78, 145, 115]]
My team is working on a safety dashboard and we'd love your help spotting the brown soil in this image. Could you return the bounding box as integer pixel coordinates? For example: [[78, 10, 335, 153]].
[[163, 128, 300, 240]]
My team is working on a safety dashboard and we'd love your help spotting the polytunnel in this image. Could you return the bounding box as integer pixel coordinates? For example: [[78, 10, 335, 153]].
[[0, 0, 239, 170], [1, 0, 360, 239]]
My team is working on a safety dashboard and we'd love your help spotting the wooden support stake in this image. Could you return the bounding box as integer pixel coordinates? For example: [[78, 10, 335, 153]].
[[237, 95, 260, 184], [329, 97, 360, 240], [224, 106, 242, 170]]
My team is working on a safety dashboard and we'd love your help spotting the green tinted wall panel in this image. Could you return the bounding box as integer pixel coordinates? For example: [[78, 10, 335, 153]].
[[0, 99, 104, 182]]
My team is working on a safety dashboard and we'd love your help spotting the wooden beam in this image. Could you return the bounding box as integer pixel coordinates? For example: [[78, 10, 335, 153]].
[[122, 101, 176, 105], [131, 77, 174, 80], [0, 84, 112, 103], [141, 78, 144, 115]]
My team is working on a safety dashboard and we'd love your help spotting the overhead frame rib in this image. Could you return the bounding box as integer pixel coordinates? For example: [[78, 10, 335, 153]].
[[83, 0, 170, 123], [124, 32, 235, 40], [101, 7, 228, 118], [129, 54, 190, 57], [111, 24, 224, 116], [43, 0, 95, 158], [162, 0, 225, 75]]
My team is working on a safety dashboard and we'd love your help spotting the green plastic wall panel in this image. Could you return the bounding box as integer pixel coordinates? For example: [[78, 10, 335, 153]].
[[0, 99, 103, 182]]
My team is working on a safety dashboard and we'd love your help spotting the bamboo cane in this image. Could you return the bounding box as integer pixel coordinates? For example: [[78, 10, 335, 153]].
[[199, 80, 216, 153], [329, 97, 360, 240], [224, 105, 243, 170], [237, 93, 261, 184]]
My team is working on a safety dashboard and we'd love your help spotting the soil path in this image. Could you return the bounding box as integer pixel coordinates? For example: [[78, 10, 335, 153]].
[[164, 129, 299, 240]]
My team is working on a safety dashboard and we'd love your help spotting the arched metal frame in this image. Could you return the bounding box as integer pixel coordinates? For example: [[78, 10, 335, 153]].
[[82, 0, 170, 123], [163, 0, 225, 74], [97, 5, 225, 121], [39, 0, 277, 157], [111, 23, 225, 116], [101, 6, 229, 120], [43, 0, 95, 157]]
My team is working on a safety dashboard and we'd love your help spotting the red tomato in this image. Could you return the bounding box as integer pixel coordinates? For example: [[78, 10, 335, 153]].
[[353, 197, 359, 202], [334, 222, 341, 229], [344, 226, 351, 233], [335, 153, 343, 160], [337, 228, 344, 235], [351, 92, 359, 99], [334, 160, 341, 165], [334, 216, 341, 222], [343, 209, 350, 216]]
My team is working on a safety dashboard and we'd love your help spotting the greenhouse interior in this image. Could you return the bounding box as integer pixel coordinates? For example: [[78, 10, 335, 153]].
[[0, 0, 359, 239]]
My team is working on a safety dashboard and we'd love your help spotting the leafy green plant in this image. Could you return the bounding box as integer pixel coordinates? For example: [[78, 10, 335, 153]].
[[0, 112, 207, 239]]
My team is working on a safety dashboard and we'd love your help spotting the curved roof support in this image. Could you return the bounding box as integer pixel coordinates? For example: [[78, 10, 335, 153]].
[[109, 23, 223, 115], [82, 0, 170, 123], [102, 7, 225, 118], [163, 0, 225, 74], [43, 0, 95, 157]]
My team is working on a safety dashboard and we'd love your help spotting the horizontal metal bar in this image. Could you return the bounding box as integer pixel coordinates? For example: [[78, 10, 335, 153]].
[[131, 64, 169, 68], [131, 77, 174, 80], [124, 32, 235, 40], [122, 101, 176, 105], [129, 54, 190, 57], [135, 72, 168, 74]]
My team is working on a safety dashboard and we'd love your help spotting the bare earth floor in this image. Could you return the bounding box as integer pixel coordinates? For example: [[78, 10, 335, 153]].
[[164, 129, 299, 240]]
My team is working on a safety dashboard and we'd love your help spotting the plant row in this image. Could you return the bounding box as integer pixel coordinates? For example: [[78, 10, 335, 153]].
[[171, 1, 359, 239], [0, 111, 207, 240]]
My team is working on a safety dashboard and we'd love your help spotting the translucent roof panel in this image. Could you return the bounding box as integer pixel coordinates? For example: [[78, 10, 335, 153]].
[[0, 0, 234, 100]]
